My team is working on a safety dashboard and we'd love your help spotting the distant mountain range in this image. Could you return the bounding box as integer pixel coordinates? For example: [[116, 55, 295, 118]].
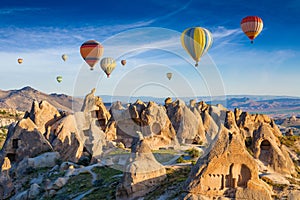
[[0, 86, 83, 112], [0, 86, 300, 117]]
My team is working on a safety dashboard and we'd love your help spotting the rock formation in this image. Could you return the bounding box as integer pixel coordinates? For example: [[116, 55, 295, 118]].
[[27, 100, 61, 134], [166, 99, 204, 144], [2, 118, 53, 163], [252, 124, 296, 175], [0, 157, 14, 199], [110, 100, 179, 149], [117, 137, 166, 199], [49, 115, 84, 162], [184, 125, 273, 199]]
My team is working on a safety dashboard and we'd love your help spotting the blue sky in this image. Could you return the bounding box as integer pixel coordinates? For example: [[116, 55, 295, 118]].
[[0, 0, 299, 98]]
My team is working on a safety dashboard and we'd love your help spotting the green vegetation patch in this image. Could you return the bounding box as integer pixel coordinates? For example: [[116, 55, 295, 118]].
[[82, 166, 123, 200], [185, 148, 200, 158], [279, 135, 299, 147], [54, 172, 93, 200], [144, 166, 191, 200]]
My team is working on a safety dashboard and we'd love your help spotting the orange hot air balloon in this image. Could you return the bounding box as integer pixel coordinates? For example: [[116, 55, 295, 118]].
[[80, 40, 104, 70], [240, 16, 263, 44], [17, 58, 23, 64], [121, 60, 126, 66]]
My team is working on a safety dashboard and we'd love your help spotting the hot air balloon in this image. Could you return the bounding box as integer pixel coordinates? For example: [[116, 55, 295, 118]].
[[100, 57, 116, 77], [62, 54, 68, 61], [121, 60, 126, 66], [80, 40, 104, 70], [166, 72, 172, 80], [17, 58, 23, 64], [181, 27, 213, 67], [240, 16, 263, 44], [56, 76, 62, 83]]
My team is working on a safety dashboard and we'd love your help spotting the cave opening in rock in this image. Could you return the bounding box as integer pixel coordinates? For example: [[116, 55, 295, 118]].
[[259, 140, 273, 165]]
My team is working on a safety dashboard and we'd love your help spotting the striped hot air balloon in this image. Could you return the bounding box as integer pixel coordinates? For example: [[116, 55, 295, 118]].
[[181, 27, 213, 67], [100, 57, 116, 78], [80, 40, 104, 70], [240, 16, 263, 44]]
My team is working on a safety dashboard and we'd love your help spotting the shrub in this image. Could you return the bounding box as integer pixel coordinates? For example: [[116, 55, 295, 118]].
[[185, 148, 200, 158]]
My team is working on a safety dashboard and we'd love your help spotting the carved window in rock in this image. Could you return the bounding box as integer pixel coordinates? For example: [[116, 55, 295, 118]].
[[12, 139, 19, 149], [237, 164, 251, 188]]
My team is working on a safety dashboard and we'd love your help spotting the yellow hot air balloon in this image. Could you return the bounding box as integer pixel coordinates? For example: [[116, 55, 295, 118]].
[[56, 76, 62, 83], [80, 40, 104, 70], [17, 58, 23, 64], [240, 16, 263, 44], [181, 27, 213, 66], [100, 57, 116, 78], [62, 54, 68, 61], [166, 72, 172, 80], [121, 60, 126, 66]]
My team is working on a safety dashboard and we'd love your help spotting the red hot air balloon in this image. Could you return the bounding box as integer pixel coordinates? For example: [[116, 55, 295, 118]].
[[240, 16, 263, 44], [80, 40, 104, 70]]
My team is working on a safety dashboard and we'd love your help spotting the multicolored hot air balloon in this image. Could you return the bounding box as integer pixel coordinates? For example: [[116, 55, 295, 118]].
[[62, 54, 68, 61], [17, 58, 23, 64], [80, 40, 104, 70], [166, 72, 172, 80], [56, 76, 62, 83], [100, 57, 116, 77], [121, 60, 126, 66], [181, 27, 213, 67], [240, 16, 263, 44]]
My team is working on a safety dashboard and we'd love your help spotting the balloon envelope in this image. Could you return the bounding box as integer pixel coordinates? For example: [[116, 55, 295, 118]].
[[17, 58, 23, 64], [121, 60, 126, 66], [166, 73, 172, 80], [80, 40, 104, 70], [62, 54, 68, 61], [181, 27, 213, 66], [100, 57, 116, 77], [240, 16, 263, 43], [56, 76, 62, 83]]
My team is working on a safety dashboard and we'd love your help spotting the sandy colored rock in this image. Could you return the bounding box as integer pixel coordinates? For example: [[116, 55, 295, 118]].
[[28, 100, 61, 134], [253, 124, 296, 175], [111, 100, 178, 149], [50, 115, 84, 162], [166, 99, 202, 144], [2, 118, 53, 163], [117, 139, 166, 199], [185, 125, 272, 200]]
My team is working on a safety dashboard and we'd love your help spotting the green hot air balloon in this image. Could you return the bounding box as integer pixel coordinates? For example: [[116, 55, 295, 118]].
[[56, 76, 63, 83]]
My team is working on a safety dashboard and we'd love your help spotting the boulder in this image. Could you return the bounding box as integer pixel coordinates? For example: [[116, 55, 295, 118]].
[[28, 183, 41, 199], [117, 139, 166, 199], [16, 152, 60, 176]]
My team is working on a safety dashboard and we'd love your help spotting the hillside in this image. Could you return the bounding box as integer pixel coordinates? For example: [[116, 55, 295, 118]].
[[0, 86, 83, 112]]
